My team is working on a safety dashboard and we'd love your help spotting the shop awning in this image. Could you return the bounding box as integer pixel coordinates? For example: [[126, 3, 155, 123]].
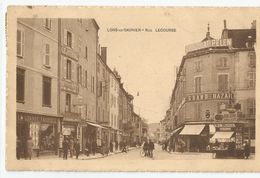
[[86, 122, 106, 129], [179, 124, 205, 135], [171, 127, 183, 136], [210, 131, 234, 142]]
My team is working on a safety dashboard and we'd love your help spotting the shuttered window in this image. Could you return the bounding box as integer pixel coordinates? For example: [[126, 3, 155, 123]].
[[17, 30, 25, 57], [17, 68, 25, 102], [42, 76, 51, 106], [195, 76, 201, 93], [44, 43, 50, 66], [218, 74, 228, 91], [66, 60, 72, 80]]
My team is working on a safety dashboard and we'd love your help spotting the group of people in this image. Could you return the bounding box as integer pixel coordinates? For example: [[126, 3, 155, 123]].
[[62, 138, 80, 159], [142, 139, 155, 158], [162, 138, 185, 153], [16, 137, 34, 160]]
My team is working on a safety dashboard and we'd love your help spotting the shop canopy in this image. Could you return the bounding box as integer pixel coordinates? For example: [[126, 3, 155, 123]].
[[86, 122, 106, 129], [171, 127, 183, 136], [179, 124, 205, 135], [210, 131, 234, 143]]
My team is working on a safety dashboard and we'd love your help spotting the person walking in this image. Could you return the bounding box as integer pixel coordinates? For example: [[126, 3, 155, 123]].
[[74, 139, 80, 159], [148, 139, 155, 158], [243, 141, 250, 159], [26, 137, 33, 160], [92, 140, 97, 156], [62, 139, 69, 160], [115, 141, 118, 151], [69, 138, 74, 158], [143, 140, 149, 156], [121, 140, 127, 153]]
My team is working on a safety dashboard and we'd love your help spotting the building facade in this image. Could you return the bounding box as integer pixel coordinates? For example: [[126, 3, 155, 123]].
[[17, 18, 61, 157], [165, 20, 256, 152]]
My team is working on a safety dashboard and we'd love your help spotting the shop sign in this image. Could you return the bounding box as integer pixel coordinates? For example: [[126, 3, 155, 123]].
[[214, 123, 236, 128], [185, 38, 232, 53], [17, 112, 59, 124], [186, 92, 233, 102], [62, 128, 71, 135], [61, 46, 79, 61]]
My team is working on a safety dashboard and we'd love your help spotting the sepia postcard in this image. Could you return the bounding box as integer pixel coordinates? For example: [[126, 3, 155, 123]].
[[5, 6, 260, 172]]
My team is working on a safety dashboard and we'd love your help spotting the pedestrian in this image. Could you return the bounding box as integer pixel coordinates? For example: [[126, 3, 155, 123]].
[[85, 141, 90, 156], [92, 140, 97, 156], [26, 137, 33, 160], [148, 139, 155, 158], [143, 140, 149, 156], [16, 138, 21, 160], [121, 140, 127, 153], [110, 142, 113, 153], [115, 141, 118, 151], [74, 139, 80, 159], [62, 139, 69, 160], [69, 138, 74, 158], [243, 141, 250, 159]]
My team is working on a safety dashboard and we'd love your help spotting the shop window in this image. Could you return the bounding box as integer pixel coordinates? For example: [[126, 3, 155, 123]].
[[218, 74, 228, 91], [42, 76, 52, 107], [17, 68, 25, 103], [247, 99, 255, 116], [248, 72, 256, 89], [44, 43, 51, 67], [17, 29, 25, 57], [44, 18, 52, 30], [66, 59, 72, 80], [194, 76, 201, 93], [65, 93, 71, 112], [39, 123, 56, 151]]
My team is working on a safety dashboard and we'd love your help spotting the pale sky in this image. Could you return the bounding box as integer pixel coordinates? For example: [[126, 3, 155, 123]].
[[92, 8, 255, 124]]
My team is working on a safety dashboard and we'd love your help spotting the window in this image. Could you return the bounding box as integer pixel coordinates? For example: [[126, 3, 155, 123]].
[[248, 72, 256, 88], [42, 76, 51, 106], [77, 65, 82, 84], [44, 18, 51, 30], [194, 61, 202, 72], [98, 107, 100, 121], [249, 52, 256, 67], [64, 30, 73, 48], [66, 60, 72, 80], [97, 62, 100, 73], [102, 109, 105, 121], [247, 99, 255, 116], [17, 30, 25, 57], [85, 46, 88, 59], [85, 70, 88, 88], [65, 93, 71, 112], [98, 81, 103, 97], [44, 43, 50, 67], [216, 57, 228, 68], [194, 76, 201, 93], [85, 104, 88, 118], [17, 68, 25, 102], [91, 76, 95, 93], [218, 74, 228, 91], [102, 68, 105, 78], [195, 103, 201, 120]]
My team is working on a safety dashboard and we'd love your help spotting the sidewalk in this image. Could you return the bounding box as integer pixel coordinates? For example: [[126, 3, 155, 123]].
[[31, 147, 137, 160]]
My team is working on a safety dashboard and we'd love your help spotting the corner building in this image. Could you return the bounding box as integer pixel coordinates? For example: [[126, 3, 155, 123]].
[[169, 21, 256, 152]]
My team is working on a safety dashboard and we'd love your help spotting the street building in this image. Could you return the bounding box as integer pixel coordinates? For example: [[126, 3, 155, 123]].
[[163, 20, 256, 153], [16, 18, 61, 157]]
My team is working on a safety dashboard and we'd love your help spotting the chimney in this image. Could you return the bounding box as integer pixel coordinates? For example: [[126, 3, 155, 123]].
[[224, 19, 227, 29], [101, 47, 107, 64]]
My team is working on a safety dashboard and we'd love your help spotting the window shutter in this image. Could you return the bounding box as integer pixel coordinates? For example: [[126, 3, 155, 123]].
[[64, 29, 67, 45], [71, 33, 75, 49], [71, 61, 75, 82], [63, 58, 67, 79]]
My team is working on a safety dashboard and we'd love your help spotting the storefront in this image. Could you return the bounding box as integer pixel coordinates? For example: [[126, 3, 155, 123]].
[[178, 124, 210, 152], [16, 112, 61, 158]]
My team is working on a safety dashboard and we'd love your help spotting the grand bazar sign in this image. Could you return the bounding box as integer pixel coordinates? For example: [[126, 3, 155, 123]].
[[186, 92, 233, 102], [185, 38, 232, 53]]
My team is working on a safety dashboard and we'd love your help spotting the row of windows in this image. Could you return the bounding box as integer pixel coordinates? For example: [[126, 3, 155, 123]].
[[193, 53, 256, 73], [194, 72, 255, 93], [17, 68, 52, 107], [65, 59, 95, 92], [17, 28, 89, 60]]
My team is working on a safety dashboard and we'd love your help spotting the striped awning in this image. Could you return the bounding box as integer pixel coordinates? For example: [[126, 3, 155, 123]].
[[179, 124, 205, 135]]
